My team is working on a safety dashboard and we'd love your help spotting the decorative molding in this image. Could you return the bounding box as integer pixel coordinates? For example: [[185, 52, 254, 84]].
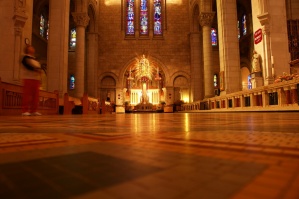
[[199, 12, 215, 27], [257, 12, 270, 26], [72, 12, 90, 28], [13, 0, 28, 29]]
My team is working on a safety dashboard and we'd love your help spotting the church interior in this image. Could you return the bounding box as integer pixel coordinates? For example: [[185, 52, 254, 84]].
[[0, 0, 299, 198]]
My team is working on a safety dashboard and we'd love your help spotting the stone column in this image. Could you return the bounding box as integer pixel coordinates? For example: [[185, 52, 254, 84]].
[[47, 0, 70, 96], [72, 12, 90, 98], [199, 12, 215, 98], [217, 0, 241, 94], [190, 32, 203, 102], [86, 32, 98, 97], [257, 13, 274, 85]]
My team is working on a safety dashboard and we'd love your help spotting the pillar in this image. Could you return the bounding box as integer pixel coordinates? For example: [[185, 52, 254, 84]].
[[199, 12, 215, 98], [86, 32, 98, 97], [190, 32, 203, 102], [72, 12, 90, 98], [48, 0, 70, 97], [257, 12, 274, 85], [217, 0, 241, 94]]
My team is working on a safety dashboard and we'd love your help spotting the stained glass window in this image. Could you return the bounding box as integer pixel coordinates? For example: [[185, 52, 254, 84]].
[[46, 20, 49, 40], [70, 28, 76, 48], [237, 20, 240, 39], [140, 0, 148, 35], [70, 75, 75, 90], [126, 0, 135, 35], [40, 15, 45, 37], [242, 14, 247, 36], [211, 28, 217, 46], [214, 74, 218, 87], [154, 0, 162, 35], [247, 75, 252, 89], [40, 14, 49, 40]]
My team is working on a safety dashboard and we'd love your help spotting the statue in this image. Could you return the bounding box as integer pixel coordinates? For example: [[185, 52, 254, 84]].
[[252, 50, 261, 73]]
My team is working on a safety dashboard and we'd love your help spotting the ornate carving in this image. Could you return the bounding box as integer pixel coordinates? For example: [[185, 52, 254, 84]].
[[72, 12, 90, 28], [199, 12, 215, 27]]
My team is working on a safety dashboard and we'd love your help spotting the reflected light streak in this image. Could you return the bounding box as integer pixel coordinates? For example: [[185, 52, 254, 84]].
[[151, 114, 156, 134], [134, 114, 139, 134], [184, 113, 190, 138]]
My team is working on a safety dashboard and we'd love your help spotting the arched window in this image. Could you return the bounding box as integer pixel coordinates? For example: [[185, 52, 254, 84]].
[[40, 14, 49, 40], [126, 0, 135, 35], [211, 28, 217, 46], [242, 14, 247, 36], [140, 0, 148, 35], [125, 0, 163, 37], [70, 28, 76, 48], [154, 0, 162, 35]]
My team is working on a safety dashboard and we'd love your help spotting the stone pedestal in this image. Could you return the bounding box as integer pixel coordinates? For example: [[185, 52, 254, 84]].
[[164, 106, 173, 113], [251, 72, 263, 88], [116, 106, 125, 113]]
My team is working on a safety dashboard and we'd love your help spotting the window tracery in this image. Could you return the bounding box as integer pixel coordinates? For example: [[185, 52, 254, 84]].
[[125, 0, 164, 38]]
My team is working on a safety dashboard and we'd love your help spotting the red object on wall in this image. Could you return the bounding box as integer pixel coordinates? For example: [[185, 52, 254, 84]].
[[254, 28, 262, 44]]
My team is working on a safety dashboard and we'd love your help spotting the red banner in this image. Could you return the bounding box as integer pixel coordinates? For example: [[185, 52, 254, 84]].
[[254, 28, 262, 44]]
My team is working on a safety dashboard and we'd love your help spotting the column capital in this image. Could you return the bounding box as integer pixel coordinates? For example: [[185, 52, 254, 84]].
[[72, 12, 90, 28], [199, 12, 215, 27]]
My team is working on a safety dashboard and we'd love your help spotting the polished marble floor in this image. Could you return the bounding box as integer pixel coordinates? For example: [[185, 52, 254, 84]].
[[0, 112, 299, 199]]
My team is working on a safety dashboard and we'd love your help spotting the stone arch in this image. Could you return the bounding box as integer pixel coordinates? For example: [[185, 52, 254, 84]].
[[171, 72, 191, 103], [98, 72, 119, 87], [240, 57, 251, 90], [98, 73, 118, 102], [190, 0, 201, 32], [87, 0, 97, 32], [170, 71, 190, 87], [85, 0, 98, 97], [119, 55, 170, 88]]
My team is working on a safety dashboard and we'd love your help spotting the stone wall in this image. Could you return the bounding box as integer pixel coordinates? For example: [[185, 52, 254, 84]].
[[97, 1, 191, 88]]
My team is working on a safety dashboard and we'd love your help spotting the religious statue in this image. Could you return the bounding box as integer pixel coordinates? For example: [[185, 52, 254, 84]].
[[252, 50, 261, 73]]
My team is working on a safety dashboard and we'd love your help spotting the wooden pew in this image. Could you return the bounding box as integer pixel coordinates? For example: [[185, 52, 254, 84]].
[[0, 77, 59, 115]]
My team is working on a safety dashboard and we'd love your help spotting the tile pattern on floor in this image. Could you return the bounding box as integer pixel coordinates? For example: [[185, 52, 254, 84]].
[[0, 112, 299, 199]]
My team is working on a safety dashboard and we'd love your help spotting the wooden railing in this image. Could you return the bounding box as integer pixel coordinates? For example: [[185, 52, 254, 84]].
[[62, 93, 100, 115], [0, 77, 59, 115], [182, 78, 299, 112], [100, 99, 114, 114]]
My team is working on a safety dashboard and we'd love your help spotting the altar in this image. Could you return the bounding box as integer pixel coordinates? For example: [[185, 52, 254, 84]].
[[123, 55, 165, 112]]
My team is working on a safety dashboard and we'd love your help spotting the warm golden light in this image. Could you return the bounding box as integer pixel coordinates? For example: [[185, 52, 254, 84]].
[[184, 113, 190, 134], [104, 0, 120, 6], [167, 0, 182, 5]]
